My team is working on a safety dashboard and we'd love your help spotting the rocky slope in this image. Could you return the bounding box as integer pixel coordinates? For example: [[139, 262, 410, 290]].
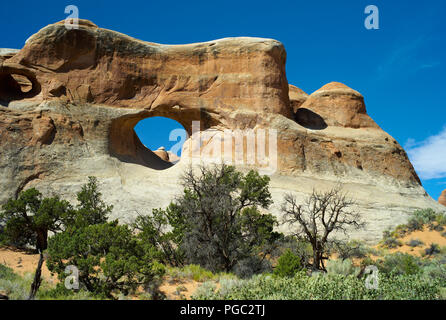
[[439, 190, 446, 207], [0, 20, 444, 242]]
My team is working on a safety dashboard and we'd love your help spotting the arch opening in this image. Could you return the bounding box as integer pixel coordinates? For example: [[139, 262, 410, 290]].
[[0, 63, 41, 103], [134, 117, 186, 166], [108, 106, 221, 170]]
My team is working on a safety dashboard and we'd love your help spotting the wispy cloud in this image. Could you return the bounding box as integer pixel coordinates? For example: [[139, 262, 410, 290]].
[[376, 36, 440, 79], [405, 127, 446, 180]]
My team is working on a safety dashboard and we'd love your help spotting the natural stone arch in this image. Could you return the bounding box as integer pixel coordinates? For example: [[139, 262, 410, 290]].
[[108, 104, 221, 170], [0, 62, 41, 102]]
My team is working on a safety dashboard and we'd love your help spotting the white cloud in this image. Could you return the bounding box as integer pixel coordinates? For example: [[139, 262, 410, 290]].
[[406, 127, 446, 180]]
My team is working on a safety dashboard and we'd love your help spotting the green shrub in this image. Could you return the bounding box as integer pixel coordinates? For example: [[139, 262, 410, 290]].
[[360, 256, 376, 270], [412, 209, 437, 224], [326, 259, 360, 277], [377, 253, 421, 276], [272, 236, 313, 269], [166, 264, 236, 282], [381, 234, 402, 249], [407, 239, 424, 247], [167, 264, 215, 282], [273, 249, 302, 278], [424, 243, 441, 257], [47, 221, 165, 299], [0, 272, 32, 300], [37, 283, 100, 300], [404, 209, 438, 233], [192, 281, 217, 299], [333, 240, 369, 261], [0, 264, 16, 280], [193, 272, 444, 300], [406, 218, 424, 232], [422, 262, 446, 282], [435, 214, 446, 226]]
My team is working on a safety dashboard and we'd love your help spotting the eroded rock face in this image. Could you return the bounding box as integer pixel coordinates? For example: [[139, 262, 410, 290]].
[[0, 20, 443, 243], [289, 85, 308, 113], [439, 190, 446, 207]]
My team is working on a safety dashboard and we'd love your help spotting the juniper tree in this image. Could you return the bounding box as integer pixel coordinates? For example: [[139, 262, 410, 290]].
[[166, 164, 281, 276], [47, 221, 165, 299], [0, 188, 72, 251], [0, 177, 111, 252]]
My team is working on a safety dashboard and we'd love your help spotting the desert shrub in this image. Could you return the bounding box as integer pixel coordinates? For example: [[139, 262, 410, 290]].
[[412, 209, 437, 224], [232, 255, 272, 279], [47, 221, 165, 299], [272, 236, 313, 269], [391, 224, 409, 238], [0, 272, 33, 300], [181, 264, 215, 281], [167, 264, 214, 282], [405, 209, 440, 232], [377, 253, 421, 276], [406, 218, 424, 232], [326, 259, 360, 277], [0, 264, 16, 280], [194, 272, 444, 300], [424, 243, 441, 257], [192, 281, 217, 299], [273, 249, 302, 278], [193, 278, 248, 299], [381, 234, 402, 249], [360, 256, 376, 270], [218, 278, 246, 297], [407, 239, 424, 247], [167, 264, 236, 283], [442, 232, 446, 238], [435, 214, 446, 226], [427, 222, 443, 232], [421, 262, 446, 282], [333, 240, 370, 261], [37, 283, 100, 300]]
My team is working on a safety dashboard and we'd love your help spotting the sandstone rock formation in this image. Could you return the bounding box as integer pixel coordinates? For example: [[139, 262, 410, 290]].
[[0, 20, 444, 243], [439, 190, 446, 207], [289, 85, 308, 113]]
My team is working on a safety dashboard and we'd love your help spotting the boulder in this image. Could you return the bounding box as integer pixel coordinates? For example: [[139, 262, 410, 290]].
[[153, 147, 170, 162]]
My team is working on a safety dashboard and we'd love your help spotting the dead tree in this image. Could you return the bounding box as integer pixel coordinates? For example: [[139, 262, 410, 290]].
[[281, 187, 365, 271]]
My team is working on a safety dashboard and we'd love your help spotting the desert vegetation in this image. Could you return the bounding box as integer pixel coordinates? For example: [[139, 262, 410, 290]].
[[1, 165, 446, 300]]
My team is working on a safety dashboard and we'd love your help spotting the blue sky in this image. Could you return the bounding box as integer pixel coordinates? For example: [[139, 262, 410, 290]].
[[2, 0, 445, 200]]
